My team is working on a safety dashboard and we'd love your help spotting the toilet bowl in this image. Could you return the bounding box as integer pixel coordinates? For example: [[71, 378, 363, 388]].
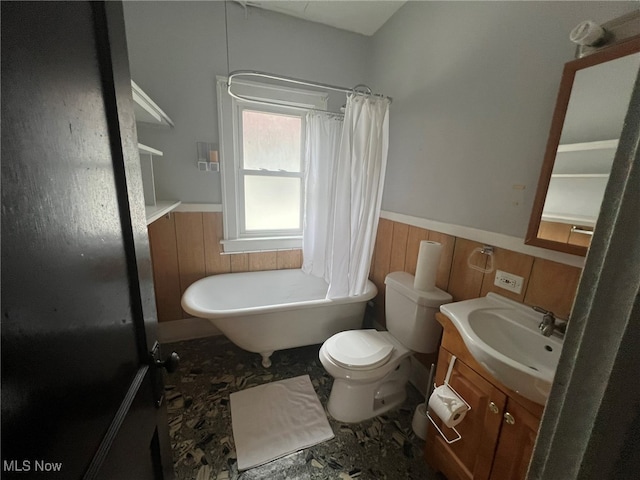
[[319, 330, 413, 423], [319, 271, 452, 423]]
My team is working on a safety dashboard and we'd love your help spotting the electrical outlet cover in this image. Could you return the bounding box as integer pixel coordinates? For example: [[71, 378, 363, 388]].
[[494, 270, 524, 294]]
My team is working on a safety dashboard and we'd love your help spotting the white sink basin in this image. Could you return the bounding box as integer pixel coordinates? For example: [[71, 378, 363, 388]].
[[441, 293, 563, 405]]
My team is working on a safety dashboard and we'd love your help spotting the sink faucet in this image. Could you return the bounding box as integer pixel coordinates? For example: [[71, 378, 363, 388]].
[[532, 306, 566, 337]]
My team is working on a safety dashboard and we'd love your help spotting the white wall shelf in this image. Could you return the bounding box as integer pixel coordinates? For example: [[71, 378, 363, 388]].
[[551, 173, 609, 178], [138, 142, 163, 157], [557, 139, 619, 153], [546, 139, 617, 224], [145, 201, 182, 225], [541, 213, 597, 228], [131, 80, 174, 127], [132, 81, 178, 224]]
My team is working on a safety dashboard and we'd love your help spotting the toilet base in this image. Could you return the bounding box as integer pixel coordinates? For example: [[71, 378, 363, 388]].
[[326, 357, 411, 423]]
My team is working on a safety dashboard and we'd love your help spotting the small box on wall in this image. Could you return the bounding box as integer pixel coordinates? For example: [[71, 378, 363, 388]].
[[197, 142, 219, 172]]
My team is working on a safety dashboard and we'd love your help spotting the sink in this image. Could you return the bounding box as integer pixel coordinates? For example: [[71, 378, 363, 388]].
[[441, 293, 563, 405]]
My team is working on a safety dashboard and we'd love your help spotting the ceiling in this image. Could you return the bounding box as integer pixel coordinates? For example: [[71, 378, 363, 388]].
[[236, 1, 406, 36]]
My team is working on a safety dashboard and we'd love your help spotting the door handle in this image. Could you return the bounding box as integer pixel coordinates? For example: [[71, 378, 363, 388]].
[[149, 343, 179, 409], [156, 351, 180, 373]]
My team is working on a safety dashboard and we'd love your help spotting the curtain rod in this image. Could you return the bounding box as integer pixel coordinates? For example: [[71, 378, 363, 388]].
[[226, 70, 391, 114]]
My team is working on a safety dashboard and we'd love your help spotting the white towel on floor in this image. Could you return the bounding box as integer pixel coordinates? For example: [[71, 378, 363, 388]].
[[230, 374, 334, 471]]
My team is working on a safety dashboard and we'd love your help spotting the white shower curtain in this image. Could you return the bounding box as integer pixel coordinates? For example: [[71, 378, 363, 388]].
[[303, 94, 390, 298], [302, 112, 343, 280]]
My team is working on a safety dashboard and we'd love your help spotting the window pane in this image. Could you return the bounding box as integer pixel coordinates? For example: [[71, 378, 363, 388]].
[[244, 176, 300, 231], [242, 110, 301, 172]]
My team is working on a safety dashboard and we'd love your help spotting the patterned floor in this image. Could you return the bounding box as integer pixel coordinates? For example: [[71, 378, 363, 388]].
[[162, 335, 442, 480]]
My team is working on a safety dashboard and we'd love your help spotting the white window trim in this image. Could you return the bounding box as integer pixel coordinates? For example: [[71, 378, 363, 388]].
[[219, 237, 303, 254], [216, 76, 328, 253], [235, 103, 306, 238]]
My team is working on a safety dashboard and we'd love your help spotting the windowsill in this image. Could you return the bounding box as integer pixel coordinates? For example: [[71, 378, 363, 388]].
[[220, 236, 302, 254]]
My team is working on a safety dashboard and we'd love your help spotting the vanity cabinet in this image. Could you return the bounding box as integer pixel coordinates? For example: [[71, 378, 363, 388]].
[[489, 398, 540, 480], [426, 313, 543, 480], [427, 347, 506, 480]]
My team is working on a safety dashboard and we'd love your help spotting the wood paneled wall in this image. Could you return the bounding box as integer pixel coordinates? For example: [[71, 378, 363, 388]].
[[147, 212, 302, 322], [148, 212, 582, 329], [370, 218, 582, 327], [538, 220, 593, 248]]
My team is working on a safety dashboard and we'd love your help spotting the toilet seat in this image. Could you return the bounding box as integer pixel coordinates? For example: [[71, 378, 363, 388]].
[[324, 330, 394, 370]]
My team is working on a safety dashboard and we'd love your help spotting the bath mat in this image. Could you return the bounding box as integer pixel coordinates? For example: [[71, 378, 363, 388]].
[[230, 374, 334, 471]]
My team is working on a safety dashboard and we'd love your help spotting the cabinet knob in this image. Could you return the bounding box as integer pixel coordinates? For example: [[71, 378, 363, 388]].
[[504, 412, 516, 425], [488, 401, 499, 414]]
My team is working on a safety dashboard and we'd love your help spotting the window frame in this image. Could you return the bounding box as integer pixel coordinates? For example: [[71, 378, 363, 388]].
[[236, 104, 306, 238], [216, 76, 328, 253]]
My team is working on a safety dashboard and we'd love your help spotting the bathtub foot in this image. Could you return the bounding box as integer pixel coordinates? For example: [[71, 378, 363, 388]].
[[261, 352, 273, 368]]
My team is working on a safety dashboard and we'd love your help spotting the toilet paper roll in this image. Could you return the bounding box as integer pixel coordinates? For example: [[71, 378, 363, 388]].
[[428, 385, 467, 428], [414, 241, 442, 291]]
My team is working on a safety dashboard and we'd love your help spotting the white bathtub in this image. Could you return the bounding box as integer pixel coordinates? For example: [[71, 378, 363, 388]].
[[181, 269, 377, 367]]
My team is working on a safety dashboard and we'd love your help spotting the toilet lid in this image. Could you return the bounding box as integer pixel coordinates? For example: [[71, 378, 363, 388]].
[[325, 330, 394, 370]]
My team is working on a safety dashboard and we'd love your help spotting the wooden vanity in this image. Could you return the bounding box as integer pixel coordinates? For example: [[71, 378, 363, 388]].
[[425, 313, 545, 480]]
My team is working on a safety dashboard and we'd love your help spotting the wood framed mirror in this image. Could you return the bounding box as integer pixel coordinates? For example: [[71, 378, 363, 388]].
[[526, 34, 640, 256]]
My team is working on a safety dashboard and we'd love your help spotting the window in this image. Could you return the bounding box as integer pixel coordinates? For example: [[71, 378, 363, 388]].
[[240, 108, 304, 233], [217, 77, 328, 252]]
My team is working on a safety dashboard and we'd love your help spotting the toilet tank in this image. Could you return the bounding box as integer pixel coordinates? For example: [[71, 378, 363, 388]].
[[384, 271, 452, 353]]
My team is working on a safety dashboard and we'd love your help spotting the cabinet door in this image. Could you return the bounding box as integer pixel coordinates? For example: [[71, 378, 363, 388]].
[[489, 398, 542, 480], [426, 349, 507, 480]]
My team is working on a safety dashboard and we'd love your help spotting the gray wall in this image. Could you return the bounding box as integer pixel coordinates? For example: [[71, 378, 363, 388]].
[[123, 1, 370, 203], [125, 1, 637, 236], [370, 1, 638, 237]]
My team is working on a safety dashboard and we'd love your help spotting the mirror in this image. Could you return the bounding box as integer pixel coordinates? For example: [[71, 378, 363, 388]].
[[526, 36, 640, 256]]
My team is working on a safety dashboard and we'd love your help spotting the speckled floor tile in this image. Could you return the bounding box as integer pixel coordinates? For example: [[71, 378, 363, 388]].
[[161, 335, 441, 480]]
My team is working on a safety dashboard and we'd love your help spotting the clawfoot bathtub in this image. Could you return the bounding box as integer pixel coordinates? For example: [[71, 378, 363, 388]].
[[181, 269, 377, 367]]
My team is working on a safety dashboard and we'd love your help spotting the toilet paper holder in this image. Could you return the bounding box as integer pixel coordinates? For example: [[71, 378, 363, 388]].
[[426, 356, 471, 444]]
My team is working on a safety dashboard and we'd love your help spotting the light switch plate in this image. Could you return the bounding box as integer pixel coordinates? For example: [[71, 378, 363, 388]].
[[494, 270, 524, 294]]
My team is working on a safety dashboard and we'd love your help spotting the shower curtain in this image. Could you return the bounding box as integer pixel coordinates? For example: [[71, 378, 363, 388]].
[[302, 94, 390, 298]]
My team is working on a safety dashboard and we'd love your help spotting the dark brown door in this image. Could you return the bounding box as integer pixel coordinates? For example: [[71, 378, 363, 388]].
[[1, 2, 174, 479]]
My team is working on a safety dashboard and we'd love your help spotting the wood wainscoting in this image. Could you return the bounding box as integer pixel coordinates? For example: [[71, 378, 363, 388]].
[[369, 218, 582, 369], [147, 212, 302, 322], [147, 212, 582, 336], [370, 218, 582, 327]]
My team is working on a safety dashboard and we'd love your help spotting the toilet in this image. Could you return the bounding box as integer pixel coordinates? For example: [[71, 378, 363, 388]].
[[319, 271, 452, 423]]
